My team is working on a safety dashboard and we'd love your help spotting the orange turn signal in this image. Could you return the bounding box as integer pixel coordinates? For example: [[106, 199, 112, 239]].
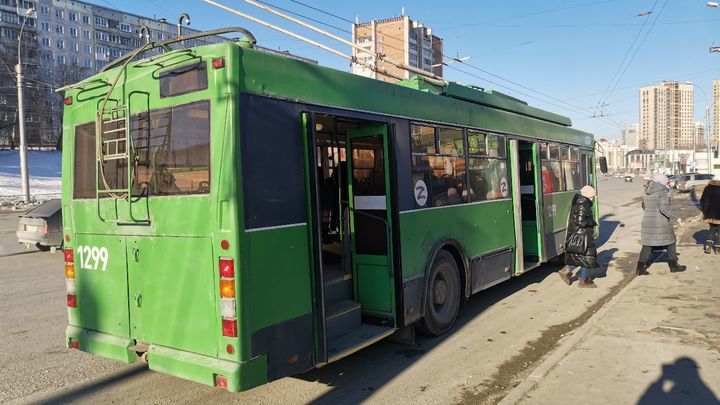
[[219, 279, 235, 298], [65, 263, 75, 279]]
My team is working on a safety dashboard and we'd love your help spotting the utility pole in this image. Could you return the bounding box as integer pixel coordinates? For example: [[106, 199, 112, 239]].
[[17, 7, 36, 203]]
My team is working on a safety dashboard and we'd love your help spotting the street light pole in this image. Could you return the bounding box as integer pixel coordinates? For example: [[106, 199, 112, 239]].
[[16, 7, 35, 203]]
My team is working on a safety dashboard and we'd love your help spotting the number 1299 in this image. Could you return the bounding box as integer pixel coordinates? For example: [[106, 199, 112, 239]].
[[76, 245, 109, 272]]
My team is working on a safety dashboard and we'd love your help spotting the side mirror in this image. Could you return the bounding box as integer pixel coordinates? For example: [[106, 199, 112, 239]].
[[598, 156, 608, 174]]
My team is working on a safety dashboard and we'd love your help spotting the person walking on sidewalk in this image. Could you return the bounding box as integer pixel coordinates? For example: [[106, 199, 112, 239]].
[[700, 175, 720, 254], [636, 173, 686, 275], [559, 185, 599, 288]]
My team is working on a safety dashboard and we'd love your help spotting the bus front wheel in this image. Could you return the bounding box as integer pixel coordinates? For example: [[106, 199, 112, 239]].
[[418, 250, 461, 336]]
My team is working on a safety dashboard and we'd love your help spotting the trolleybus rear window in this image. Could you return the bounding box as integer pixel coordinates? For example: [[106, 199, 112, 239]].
[[73, 122, 97, 199], [131, 100, 211, 196]]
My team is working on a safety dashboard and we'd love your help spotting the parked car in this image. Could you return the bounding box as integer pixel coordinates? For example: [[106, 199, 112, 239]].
[[624, 175, 633, 182], [667, 174, 679, 189], [16, 199, 63, 251], [676, 173, 715, 192]]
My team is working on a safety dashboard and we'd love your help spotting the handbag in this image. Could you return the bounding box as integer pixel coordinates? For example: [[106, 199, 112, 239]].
[[564, 231, 587, 254]]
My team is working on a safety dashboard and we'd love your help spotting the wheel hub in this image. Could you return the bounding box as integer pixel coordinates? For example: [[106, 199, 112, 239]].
[[433, 279, 447, 305]]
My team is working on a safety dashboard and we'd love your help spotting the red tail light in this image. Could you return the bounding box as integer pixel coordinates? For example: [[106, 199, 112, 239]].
[[64, 96, 73, 105], [219, 258, 234, 278], [212, 57, 225, 69], [69, 338, 79, 349], [64, 248, 74, 263], [214, 374, 228, 389], [222, 318, 237, 337], [67, 294, 77, 308]]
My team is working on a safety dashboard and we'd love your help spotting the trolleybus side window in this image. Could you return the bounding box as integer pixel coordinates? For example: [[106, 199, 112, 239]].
[[130, 100, 211, 196], [73, 122, 97, 199], [541, 142, 565, 194], [411, 125, 466, 207], [563, 146, 582, 191], [467, 132, 508, 202], [159, 62, 208, 98]]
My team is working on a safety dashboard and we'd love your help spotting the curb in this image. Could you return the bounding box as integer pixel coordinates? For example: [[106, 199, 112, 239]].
[[498, 266, 639, 405]]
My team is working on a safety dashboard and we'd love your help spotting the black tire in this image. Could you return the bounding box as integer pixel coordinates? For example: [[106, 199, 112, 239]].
[[36, 243, 51, 251], [417, 250, 461, 336]]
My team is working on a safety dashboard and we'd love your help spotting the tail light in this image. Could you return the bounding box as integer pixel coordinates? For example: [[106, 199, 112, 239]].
[[221, 318, 237, 337], [219, 257, 237, 338], [64, 249, 76, 307], [212, 57, 225, 69], [214, 374, 228, 389], [69, 338, 79, 349]]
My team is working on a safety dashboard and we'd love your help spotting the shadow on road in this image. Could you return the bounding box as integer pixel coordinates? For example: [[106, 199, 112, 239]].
[[596, 214, 622, 248], [637, 357, 719, 405], [295, 263, 562, 404], [40, 365, 147, 404], [692, 229, 709, 245], [592, 247, 619, 279]]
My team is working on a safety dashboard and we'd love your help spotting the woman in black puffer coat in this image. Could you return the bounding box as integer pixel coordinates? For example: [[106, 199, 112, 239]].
[[559, 185, 599, 288], [700, 177, 720, 254]]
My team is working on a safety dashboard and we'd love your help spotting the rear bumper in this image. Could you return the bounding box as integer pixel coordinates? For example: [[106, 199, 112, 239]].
[[17, 230, 62, 246], [65, 326, 268, 392]]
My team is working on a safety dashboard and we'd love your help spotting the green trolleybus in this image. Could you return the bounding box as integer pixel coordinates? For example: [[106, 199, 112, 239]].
[[59, 27, 602, 392]]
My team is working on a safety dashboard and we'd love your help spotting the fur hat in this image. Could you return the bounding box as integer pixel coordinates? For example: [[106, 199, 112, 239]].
[[652, 173, 668, 185], [580, 185, 596, 199]]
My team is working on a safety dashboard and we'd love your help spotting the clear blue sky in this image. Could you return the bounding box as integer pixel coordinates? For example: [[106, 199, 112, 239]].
[[88, 0, 719, 139]]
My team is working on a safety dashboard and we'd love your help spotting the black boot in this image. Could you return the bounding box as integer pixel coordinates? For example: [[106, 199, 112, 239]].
[[636, 261, 649, 276], [668, 261, 686, 273], [704, 240, 713, 254]]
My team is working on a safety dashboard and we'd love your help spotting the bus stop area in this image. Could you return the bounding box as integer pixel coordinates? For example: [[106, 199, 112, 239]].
[[1, 178, 718, 404]]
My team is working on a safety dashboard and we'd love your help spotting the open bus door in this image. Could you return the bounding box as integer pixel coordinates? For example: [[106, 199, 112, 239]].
[[303, 114, 396, 366], [514, 140, 544, 273]]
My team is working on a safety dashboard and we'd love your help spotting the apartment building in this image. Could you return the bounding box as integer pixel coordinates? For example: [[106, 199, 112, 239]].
[[639, 81, 694, 150], [622, 123, 639, 149], [0, 0, 222, 146], [713, 79, 719, 150], [351, 15, 443, 83]]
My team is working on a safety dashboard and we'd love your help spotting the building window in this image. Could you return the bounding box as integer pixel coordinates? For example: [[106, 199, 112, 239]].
[[69, 27, 77, 36], [40, 21, 49, 31], [56, 39, 64, 49], [55, 24, 64, 34], [95, 17, 108, 27], [83, 30, 90, 39], [82, 15, 89, 24], [71, 57, 79, 66], [55, 8, 64, 19], [71, 42, 79, 52], [120, 23, 130, 32], [84, 44, 91, 54], [157, 32, 164, 40], [40, 6, 49, 15], [56, 55, 65, 65], [84, 59, 92, 68], [41, 37, 49, 46], [69, 12, 77, 21]]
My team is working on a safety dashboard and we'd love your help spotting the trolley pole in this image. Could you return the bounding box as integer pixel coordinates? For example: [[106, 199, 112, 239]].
[[16, 7, 35, 204]]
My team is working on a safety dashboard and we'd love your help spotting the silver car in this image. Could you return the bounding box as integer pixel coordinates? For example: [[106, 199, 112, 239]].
[[16, 199, 63, 251], [676, 173, 715, 192]]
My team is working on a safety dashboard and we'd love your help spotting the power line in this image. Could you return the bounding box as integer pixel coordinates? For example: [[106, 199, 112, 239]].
[[242, 0, 626, 128]]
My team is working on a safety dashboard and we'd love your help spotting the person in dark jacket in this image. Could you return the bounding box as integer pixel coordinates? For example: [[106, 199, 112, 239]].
[[700, 177, 720, 254], [559, 185, 600, 288], [636, 173, 686, 275]]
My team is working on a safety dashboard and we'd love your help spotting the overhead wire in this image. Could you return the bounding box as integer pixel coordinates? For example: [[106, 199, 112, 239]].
[[284, 0, 625, 128]]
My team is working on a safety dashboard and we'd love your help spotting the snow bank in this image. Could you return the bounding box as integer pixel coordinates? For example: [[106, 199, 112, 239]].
[[0, 150, 62, 205]]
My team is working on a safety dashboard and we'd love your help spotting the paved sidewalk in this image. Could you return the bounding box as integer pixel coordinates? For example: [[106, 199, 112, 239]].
[[501, 218, 720, 405]]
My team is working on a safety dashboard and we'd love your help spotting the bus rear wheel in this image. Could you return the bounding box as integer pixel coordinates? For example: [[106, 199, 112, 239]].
[[418, 250, 461, 336]]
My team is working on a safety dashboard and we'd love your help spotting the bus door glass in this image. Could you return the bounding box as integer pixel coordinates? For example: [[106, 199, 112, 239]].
[[347, 125, 396, 320], [517, 141, 543, 266]]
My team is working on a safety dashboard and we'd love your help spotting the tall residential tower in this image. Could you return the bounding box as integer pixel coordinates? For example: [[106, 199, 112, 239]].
[[351, 16, 443, 83], [639, 81, 694, 150]]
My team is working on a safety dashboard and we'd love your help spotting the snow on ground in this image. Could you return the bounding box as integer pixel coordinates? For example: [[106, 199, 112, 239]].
[[0, 150, 62, 206]]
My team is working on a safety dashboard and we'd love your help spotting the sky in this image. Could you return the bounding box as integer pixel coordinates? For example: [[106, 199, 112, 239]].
[[87, 0, 719, 139]]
